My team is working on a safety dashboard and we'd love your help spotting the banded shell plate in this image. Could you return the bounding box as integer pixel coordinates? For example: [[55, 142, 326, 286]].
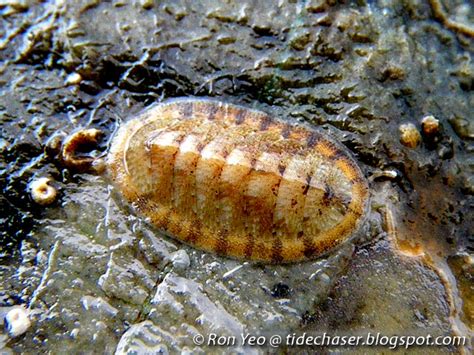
[[106, 98, 369, 263]]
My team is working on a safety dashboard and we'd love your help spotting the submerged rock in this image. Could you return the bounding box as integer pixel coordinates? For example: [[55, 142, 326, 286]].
[[0, 0, 472, 353]]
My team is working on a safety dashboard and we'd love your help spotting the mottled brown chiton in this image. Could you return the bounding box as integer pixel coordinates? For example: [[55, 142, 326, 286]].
[[106, 98, 369, 263]]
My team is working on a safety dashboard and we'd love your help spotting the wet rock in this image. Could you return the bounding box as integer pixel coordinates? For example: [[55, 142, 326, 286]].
[[289, 29, 312, 50], [381, 64, 406, 81], [0, 0, 473, 353], [115, 320, 198, 354], [19, 241, 37, 264], [271, 283, 291, 299], [462, 174, 474, 195], [150, 273, 244, 337], [81, 296, 118, 319], [43, 131, 67, 160], [437, 141, 454, 160], [53, 226, 108, 260], [305, 0, 330, 13], [448, 253, 474, 329], [449, 116, 474, 140], [98, 252, 156, 306], [216, 34, 236, 45], [0, 333, 12, 354], [140, 0, 154, 10], [138, 229, 176, 266], [302, 239, 455, 351], [170, 250, 190, 272]]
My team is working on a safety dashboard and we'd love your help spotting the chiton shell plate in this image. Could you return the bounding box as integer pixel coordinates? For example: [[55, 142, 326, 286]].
[[106, 98, 369, 263]]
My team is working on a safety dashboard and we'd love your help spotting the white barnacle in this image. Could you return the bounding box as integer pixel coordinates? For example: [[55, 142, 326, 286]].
[[5, 306, 31, 337]]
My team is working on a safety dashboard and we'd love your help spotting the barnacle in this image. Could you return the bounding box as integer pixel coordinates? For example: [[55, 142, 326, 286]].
[[399, 123, 421, 149]]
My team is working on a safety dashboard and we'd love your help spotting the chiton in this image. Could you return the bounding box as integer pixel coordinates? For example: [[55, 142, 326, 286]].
[[106, 98, 369, 263]]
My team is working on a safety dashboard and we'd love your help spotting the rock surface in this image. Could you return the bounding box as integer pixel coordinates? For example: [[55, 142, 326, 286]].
[[0, 0, 472, 353]]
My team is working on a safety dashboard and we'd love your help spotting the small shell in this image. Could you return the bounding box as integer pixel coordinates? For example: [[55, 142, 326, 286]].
[[61, 128, 103, 173], [29, 177, 57, 205], [106, 98, 369, 263]]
